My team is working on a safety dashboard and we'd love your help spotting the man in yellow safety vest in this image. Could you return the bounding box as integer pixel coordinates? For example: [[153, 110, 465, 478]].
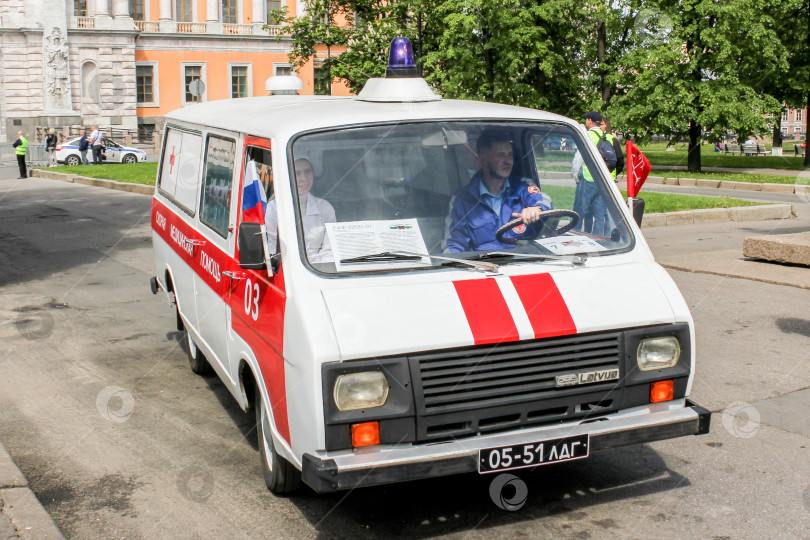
[[12, 131, 28, 179]]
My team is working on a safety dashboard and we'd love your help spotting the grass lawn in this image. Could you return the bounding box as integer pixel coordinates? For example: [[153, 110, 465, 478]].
[[643, 151, 808, 170], [543, 185, 761, 214], [46, 163, 158, 185], [651, 170, 808, 185], [633, 192, 761, 213]]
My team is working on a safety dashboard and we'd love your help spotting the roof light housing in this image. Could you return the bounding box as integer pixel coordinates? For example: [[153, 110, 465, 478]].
[[386, 37, 419, 78]]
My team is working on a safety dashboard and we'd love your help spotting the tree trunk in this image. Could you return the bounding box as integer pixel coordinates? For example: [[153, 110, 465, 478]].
[[773, 112, 782, 148], [688, 120, 701, 173], [597, 21, 610, 105]]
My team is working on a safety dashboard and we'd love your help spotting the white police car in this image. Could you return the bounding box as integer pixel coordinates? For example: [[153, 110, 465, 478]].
[[56, 136, 148, 165]]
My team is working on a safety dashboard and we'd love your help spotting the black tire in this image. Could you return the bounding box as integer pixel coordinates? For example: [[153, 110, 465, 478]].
[[66, 155, 80, 166], [256, 390, 301, 494], [185, 328, 212, 375], [123, 153, 137, 164]]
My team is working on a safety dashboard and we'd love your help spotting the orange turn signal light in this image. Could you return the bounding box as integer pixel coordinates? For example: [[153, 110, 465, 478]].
[[351, 421, 380, 448], [650, 380, 674, 403]]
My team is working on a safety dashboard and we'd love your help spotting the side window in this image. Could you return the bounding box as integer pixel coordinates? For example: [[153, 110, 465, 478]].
[[159, 127, 203, 213], [200, 135, 236, 238], [246, 146, 273, 200]]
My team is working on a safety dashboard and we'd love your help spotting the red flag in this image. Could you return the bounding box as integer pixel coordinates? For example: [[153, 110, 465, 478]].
[[626, 141, 651, 198]]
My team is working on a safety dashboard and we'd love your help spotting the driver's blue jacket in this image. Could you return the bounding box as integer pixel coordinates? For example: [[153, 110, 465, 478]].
[[443, 173, 553, 253]]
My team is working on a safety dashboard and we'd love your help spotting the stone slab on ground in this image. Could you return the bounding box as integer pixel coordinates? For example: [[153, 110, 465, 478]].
[[0, 489, 64, 540], [743, 232, 810, 267], [0, 447, 25, 489], [677, 177, 697, 187]]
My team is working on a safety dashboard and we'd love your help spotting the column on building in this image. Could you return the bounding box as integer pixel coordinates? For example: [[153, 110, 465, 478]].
[[207, 0, 219, 22], [159, 0, 172, 20], [95, 0, 111, 18], [113, 0, 130, 18], [251, 0, 264, 26]]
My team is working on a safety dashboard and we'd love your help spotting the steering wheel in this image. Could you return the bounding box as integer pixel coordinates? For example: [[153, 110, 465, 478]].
[[495, 209, 580, 245]]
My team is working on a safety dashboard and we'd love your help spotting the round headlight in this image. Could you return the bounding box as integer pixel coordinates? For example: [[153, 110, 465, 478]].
[[637, 336, 680, 371], [334, 371, 389, 411]]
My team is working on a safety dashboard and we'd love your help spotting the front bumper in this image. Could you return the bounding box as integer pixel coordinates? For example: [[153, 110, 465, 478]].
[[302, 399, 710, 493]]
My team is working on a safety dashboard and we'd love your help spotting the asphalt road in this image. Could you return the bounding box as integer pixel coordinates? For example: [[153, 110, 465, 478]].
[[2, 172, 810, 538]]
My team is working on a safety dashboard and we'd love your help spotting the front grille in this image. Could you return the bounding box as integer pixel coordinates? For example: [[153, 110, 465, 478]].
[[408, 331, 623, 441]]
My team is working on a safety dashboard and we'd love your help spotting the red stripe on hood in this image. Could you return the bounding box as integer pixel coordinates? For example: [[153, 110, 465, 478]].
[[510, 274, 576, 339], [453, 278, 519, 345]]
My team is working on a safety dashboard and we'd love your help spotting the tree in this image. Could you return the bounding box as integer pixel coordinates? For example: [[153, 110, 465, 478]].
[[609, 0, 787, 172]]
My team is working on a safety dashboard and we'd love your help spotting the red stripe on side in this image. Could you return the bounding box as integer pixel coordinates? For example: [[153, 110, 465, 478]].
[[453, 279, 519, 346], [510, 274, 577, 339]]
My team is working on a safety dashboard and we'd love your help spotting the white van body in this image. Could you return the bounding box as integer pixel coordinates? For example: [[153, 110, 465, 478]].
[[151, 77, 709, 494]]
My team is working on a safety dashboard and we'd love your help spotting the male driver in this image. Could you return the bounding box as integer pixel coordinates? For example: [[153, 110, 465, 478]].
[[443, 128, 552, 253]]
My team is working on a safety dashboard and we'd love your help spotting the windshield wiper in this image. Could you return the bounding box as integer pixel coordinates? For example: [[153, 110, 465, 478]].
[[391, 251, 500, 272], [340, 252, 423, 264], [340, 251, 500, 272], [476, 251, 587, 265]]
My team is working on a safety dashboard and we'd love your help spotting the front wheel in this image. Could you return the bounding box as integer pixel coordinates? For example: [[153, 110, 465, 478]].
[[256, 390, 301, 494], [66, 155, 80, 166], [123, 153, 137, 164]]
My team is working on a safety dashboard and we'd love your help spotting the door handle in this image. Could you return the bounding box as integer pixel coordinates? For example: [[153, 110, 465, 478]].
[[223, 270, 247, 281], [186, 239, 206, 246]]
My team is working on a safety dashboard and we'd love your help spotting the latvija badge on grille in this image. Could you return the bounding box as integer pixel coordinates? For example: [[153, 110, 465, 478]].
[[555, 369, 619, 387]]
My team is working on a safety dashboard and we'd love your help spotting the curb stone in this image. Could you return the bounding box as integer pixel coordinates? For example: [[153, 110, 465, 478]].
[[30, 169, 794, 229], [0, 445, 63, 539], [642, 204, 794, 228], [31, 169, 154, 195]]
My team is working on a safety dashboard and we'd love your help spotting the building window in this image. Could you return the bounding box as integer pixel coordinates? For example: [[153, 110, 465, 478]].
[[175, 0, 192, 22], [222, 0, 238, 23], [183, 64, 205, 104], [783, 110, 789, 122], [230, 65, 249, 98], [136, 63, 158, 106], [797, 109, 803, 123], [266, 0, 281, 17], [74, 0, 87, 16], [201, 136, 236, 238], [129, 0, 144, 19], [273, 64, 292, 76]]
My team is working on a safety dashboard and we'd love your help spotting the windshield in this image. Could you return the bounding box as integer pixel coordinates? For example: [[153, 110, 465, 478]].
[[289, 121, 633, 274]]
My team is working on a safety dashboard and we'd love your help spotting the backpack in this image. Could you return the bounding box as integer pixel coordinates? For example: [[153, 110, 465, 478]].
[[595, 130, 617, 172], [611, 136, 624, 174]]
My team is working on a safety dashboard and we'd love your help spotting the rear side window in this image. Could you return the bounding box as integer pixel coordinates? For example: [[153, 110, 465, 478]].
[[159, 127, 203, 213], [200, 135, 236, 238]]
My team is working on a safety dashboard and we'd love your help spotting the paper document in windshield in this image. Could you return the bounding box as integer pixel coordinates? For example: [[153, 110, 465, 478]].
[[536, 235, 606, 255], [327, 218, 430, 271]]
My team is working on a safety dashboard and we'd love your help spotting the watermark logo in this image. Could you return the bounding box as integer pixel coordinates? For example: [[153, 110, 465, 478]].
[[14, 310, 54, 341], [176, 466, 215, 503], [721, 401, 760, 439], [96, 386, 135, 424], [634, 8, 673, 46], [488, 473, 528, 511]]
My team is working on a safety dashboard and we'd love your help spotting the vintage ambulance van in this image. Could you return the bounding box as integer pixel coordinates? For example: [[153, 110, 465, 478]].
[[150, 41, 710, 494]]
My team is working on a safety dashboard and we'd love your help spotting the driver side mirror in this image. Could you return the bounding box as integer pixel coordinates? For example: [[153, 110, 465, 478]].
[[238, 222, 266, 270], [631, 198, 645, 227]]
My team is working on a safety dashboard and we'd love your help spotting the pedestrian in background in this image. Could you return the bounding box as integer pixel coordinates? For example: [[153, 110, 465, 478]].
[[12, 130, 28, 179], [78, 129, 89, 164], [45, 128, 58, 167], [90, 125, 103, 165]]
